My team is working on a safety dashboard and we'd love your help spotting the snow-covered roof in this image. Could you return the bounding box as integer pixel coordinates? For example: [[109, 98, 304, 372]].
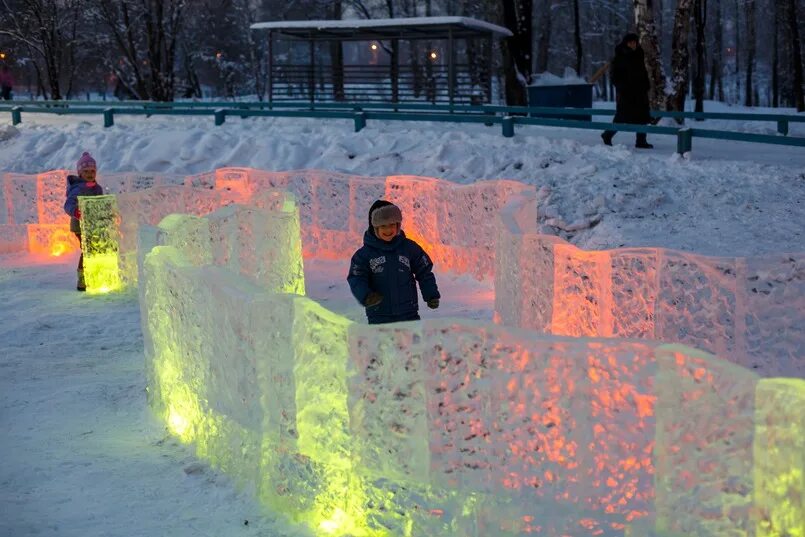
[[250, 17, 512, 40]]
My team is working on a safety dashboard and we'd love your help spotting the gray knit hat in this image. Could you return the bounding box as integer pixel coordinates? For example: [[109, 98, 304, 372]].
[[370, 203, 403, 227]]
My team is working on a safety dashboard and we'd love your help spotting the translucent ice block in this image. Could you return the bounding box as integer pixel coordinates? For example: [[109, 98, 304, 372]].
[[78, 194, 121, 294]]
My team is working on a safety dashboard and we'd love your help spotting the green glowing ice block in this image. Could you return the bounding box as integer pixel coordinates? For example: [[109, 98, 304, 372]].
[[754, 378, 805, 537], [78, 194, 121, 294]]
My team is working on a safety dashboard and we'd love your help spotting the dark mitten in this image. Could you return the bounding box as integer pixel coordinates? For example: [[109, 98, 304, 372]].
[[427, 298, 440, 309], [364, 291, 383, 307]]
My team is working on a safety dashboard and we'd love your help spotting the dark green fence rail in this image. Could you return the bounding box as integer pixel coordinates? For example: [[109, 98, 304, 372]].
[[2, 101, 803, 155]]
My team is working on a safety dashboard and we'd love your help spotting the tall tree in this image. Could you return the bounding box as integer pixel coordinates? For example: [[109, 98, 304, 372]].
[[501, 0, 533, 105], [535, 0, 552, 74], [693, 0, 707, 113], [0, 0, 85, 99], [572, 0, 582, 75], [633, 0, 667, 110], [772, 0, 779, 107], [708, 0, 724, 101], [667, 0, 693, 112], [743, 0, 755, 106], [782, 0, 804, 110], [329, 0, 345, 101], [95, 0, 186, 101]]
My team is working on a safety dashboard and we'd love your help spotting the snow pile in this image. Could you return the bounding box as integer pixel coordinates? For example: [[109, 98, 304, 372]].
[[530, 68, 589, 86]]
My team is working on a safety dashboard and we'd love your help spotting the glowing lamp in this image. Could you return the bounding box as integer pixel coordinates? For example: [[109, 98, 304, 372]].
[[370, 43, 378, 51], [0, 52, 6, 59], [429, 51, 438, 61], [78, 194, 122, 294]]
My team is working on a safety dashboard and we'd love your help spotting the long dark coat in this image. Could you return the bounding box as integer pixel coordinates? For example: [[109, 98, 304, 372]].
[[611, 41, 652, 125]]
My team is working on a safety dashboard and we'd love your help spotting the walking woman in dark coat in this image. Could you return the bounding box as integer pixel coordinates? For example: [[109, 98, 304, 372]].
[[601, 33, 653, 149]]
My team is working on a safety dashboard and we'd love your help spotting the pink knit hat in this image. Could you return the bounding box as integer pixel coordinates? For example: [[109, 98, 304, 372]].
[[76, 152, 97, 173]]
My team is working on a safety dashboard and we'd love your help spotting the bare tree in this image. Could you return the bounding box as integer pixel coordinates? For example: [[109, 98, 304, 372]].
[[782, 0, 804, 110], [501, 0, 533, 105], [693, 0, 707, 113], [95, 0, 186, 101], [0, 0, 85, 99], [667, 0, 693, 112], [633, 0, 667, 110], [572, 0, 582, 74], [535, 0, 551, 74], [743, 0, 755, 106], [708, 0, 724, 101], [772, 0, 779, 107]]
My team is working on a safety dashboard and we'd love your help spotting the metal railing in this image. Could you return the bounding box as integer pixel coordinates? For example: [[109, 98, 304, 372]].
[[1, 100, 803, 155]]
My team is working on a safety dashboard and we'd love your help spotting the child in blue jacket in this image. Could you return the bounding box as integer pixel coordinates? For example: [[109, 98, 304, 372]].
[[348, 200, 440, 324], [64, 152, 103, 291]]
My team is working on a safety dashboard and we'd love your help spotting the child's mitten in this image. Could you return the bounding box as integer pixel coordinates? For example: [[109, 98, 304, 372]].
[[364, 291, 383, 307], [427, 298, 440, 309]]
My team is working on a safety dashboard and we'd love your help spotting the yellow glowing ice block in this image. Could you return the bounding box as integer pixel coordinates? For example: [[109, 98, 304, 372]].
[[754, 378, 805, 537], [79, 194, 121, 294]]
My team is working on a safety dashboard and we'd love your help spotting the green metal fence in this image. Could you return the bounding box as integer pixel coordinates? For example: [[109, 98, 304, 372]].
[[2, 100, 803, 156]]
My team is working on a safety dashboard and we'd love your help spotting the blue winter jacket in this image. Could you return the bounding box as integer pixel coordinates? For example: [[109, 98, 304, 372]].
[[64, 175, 103, 233], [347, 229, 440, 324]]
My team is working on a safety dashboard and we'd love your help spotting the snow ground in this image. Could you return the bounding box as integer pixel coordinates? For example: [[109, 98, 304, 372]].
[[1, 106, 802, 536]]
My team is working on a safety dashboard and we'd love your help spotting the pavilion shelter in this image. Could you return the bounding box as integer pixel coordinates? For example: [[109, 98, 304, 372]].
[[250, 17, 512, 105]]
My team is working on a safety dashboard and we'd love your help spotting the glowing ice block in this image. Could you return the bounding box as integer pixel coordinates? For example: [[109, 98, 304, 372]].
[[78, 194, 121, 294], [0, 224, 28, 253], [27, 224, 78, 257], [754, 378, 805, 537], [654, 344, 758, 536], [116, 185, 240, 285], [205, 202, 305, 293]]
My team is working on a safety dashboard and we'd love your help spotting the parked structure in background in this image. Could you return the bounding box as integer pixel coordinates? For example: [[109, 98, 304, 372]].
[[250, 17, 511, 105]]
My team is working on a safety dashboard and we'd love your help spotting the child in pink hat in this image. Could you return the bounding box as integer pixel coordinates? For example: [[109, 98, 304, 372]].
[[63, 152, 104, 291]]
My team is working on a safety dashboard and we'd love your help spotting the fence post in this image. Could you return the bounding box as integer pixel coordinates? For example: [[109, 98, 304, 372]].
[[777, 120, 789, 136], [214, 109, 226, 126], [676, 128, 692, 155], [11, 106, 21, 125], [103, 108, 114, 128], [354, 112, 366, 132], [502, 116, 514, 138]]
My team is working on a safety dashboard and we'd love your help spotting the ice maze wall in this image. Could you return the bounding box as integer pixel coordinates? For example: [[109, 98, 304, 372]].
[[1, 168, 530, 284], [495, 193, 805, 378], [141, 199, 805, 537]]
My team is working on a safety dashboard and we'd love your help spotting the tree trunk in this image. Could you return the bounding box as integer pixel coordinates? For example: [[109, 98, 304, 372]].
[[744, 0, 755, 106], [329, 0, 344, 101], [708, 0, 723, 101], [783, 0, 804, 110], [535, 0, 551, 73], [772, 0, 779, 107], [667, 0, 694, 113], [573, 0, 582, 75], [501, 0, 533, 106], [633, 0, 667, 110], [734, 0, 741, 103], [693, 0, 706, 113]]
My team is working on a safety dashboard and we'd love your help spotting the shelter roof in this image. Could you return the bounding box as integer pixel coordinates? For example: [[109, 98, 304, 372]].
[[250, 16, 512, 41]]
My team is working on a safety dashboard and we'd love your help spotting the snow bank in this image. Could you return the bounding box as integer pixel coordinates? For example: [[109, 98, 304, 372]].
[[496, 194, 805, 378], [139, 203, 805, 537]]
